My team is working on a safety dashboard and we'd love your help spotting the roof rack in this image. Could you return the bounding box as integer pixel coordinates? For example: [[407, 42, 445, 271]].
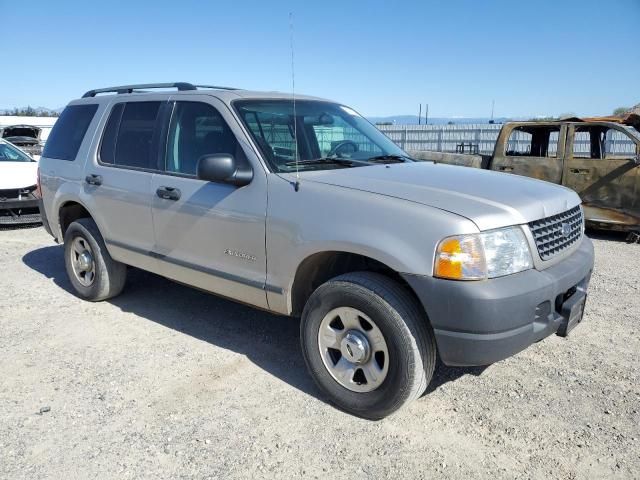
[[194, 84, 240, 91], [81, 82, 240, 98]]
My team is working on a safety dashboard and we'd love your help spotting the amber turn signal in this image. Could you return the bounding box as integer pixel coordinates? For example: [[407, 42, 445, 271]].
[[434, 235, 486, 280]]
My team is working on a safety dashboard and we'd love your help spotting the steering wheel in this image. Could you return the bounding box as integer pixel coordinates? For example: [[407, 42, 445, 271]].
[[328, 140, 358, 157]]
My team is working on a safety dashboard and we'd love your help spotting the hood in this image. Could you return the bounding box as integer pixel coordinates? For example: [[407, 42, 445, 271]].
[[295, 162, 581, 231], [0, 161, 38, 190], [2, 125, 41, 140]]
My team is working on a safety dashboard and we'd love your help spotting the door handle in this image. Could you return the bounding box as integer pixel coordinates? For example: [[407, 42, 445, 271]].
[[85, 174, 103, 186], [156, 186, 181, 201], [498, 166, 514, 172], [569, 168, 590, 175]]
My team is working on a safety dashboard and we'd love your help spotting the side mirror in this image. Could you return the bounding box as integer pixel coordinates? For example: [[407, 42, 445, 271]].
[[196, 154, 253, 187]]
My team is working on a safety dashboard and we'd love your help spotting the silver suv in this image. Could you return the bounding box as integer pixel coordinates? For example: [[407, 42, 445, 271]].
[[38, 83, 594, 419]]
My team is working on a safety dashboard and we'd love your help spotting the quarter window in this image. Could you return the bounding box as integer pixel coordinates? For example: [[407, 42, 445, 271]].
[[165, 102, 238, 175], [42, 104, 98, 161]]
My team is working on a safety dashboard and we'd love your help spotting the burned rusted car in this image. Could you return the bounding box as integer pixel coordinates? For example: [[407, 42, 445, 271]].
[[0, 124, 43, 158], [411, 115, 640, 231]]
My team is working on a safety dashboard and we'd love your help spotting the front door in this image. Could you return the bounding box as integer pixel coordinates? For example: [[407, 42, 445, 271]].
[[150, 97, 269, 308], [564, 123, 639, 228], [490, 123, 565, 184]]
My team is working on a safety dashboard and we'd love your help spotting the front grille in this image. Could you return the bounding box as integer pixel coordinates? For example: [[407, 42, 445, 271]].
[[528, 206, 583, 260]]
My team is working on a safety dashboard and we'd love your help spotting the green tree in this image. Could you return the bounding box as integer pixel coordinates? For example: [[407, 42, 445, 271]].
[[613, 107, 629, 116], [2, 106, 59, 117]]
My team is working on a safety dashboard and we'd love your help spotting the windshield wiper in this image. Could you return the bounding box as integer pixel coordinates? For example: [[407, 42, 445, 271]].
[[284, 157, 369, 168], [365, 154, 413, 163]]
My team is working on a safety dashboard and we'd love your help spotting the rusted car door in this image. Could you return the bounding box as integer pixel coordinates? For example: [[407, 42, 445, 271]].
[[563, 123, 639, 229], [489, 123, 565, 183]]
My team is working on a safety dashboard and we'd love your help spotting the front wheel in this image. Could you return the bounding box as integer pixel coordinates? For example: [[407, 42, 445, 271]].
[[300, 272, 436, 419]]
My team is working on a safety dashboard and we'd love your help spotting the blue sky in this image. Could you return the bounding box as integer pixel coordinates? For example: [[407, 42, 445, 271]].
[[1, 0, 639, 118]]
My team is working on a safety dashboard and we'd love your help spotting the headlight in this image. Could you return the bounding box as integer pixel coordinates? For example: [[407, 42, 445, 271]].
[[434, 226, 533, 280]]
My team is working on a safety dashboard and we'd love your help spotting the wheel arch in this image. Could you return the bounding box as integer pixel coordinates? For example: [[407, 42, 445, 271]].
[[289, 250, 428, 322], [58, 200, 93, 238]]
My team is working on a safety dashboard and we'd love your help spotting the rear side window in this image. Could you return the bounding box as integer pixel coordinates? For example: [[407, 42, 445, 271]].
[[99, 101, 162, 170], [99, 103, 124, 164], [42, 104, 98, 160]]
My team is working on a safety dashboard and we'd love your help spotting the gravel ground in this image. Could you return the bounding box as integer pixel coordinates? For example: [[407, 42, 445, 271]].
[[1, 226, 639, 479]]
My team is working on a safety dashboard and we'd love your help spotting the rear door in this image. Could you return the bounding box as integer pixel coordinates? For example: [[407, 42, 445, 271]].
[[149, 96, 269, 308], [85, 98, 168, 271], [563, 123, 639, 227], [490, 124, 565, 183]]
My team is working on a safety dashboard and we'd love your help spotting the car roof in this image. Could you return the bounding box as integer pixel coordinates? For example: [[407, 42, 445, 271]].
[[71, 83, 332, 106]]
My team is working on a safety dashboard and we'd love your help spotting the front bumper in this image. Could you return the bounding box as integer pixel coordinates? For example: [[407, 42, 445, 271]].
[[0, 198, 41, 225], [403, 237, 594, 366]]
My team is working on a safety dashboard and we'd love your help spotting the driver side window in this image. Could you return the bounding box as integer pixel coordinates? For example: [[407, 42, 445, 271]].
[[165, 102, 238, 175]]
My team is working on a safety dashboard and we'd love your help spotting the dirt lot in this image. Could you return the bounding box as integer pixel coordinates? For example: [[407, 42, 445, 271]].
[[1, 226, 639, 479]]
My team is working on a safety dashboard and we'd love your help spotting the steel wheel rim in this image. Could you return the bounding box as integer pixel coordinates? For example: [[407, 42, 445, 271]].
[[70, 236, 95, 287], [317, 307, 389, 393]]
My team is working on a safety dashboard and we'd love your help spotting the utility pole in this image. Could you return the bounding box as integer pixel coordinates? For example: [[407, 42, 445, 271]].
[[425, 103, 429, 125], [490, 99, 495, 124], [418, 104, 422, 125]]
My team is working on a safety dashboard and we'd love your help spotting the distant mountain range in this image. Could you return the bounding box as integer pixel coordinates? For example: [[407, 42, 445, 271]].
[[367, 115, 512, 125]]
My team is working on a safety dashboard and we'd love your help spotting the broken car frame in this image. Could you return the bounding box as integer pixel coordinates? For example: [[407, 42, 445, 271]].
[[410, 114, 640, 232]]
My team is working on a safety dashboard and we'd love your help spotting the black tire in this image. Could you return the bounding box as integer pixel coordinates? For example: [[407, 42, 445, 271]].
[[63, 218, 126, 301], [300, 272, 436, 420]]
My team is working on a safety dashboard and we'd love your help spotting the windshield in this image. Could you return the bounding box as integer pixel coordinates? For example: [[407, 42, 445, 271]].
[[0, 142, 34, 162], [234, 100, 410, 172]]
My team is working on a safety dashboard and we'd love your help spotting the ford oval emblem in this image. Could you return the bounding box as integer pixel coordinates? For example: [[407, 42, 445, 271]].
[[561, 222, 571, 238]]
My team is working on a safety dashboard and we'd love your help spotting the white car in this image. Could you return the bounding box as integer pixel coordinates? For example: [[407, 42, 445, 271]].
[[0, 138, 40, 224]]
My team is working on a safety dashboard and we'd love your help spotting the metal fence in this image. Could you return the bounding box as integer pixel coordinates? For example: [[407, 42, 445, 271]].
[[377, 124, 638, 156], [378, 124, 502, 154]]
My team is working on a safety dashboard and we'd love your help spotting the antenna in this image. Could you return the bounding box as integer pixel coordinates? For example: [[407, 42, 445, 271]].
[[289, 12, 300, 192]]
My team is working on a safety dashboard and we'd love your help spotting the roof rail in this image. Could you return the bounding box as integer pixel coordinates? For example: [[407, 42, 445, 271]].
[[81, 82, 240, 98], [194, 84, 240, 91]]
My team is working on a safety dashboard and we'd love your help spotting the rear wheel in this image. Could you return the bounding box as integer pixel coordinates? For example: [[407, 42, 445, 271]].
[[64, 218, 126, 301], [300, 272, 436, 419]]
